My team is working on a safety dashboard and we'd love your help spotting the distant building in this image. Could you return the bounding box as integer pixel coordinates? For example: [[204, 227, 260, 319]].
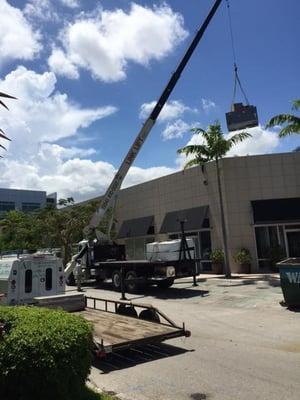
[[0, 188, 57, 216]]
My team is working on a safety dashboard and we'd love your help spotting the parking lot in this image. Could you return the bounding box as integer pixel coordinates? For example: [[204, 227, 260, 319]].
[[69, 274, 300, 400]]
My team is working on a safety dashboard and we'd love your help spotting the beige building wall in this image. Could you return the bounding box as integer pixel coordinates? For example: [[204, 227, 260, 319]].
[[110, 152, 300, 272]]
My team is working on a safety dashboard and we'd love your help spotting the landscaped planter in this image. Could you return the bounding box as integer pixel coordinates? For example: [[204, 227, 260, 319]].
[[237, 263, 251, 274], [211, 263, 223, 274], [277, 258, 300, 308]]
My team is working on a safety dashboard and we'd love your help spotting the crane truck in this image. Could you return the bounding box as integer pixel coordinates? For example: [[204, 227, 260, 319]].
[[64, 0, 223, 293], [0, 0, 222, 355]]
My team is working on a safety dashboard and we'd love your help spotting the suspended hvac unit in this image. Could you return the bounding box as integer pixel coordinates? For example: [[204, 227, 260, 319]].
[[225, 0, 259, 132], [226, 102, 259, 132]]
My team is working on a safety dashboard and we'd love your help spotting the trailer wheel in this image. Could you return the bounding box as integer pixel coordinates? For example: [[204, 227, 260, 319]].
[[139, 309, 160, 323], [111, 270, 121, 291], [117, 304, 138, 318], [157, 278, 174, 289]]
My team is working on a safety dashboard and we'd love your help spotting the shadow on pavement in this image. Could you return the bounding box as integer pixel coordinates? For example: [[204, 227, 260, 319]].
[[216, 274, 281, 288], [93, 342, 193, 374]]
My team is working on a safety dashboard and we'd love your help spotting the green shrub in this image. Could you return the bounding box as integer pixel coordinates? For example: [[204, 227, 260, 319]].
[[0, 306, 93, 400], [233, 248, 252, 265], [210, 249, 224, 264]]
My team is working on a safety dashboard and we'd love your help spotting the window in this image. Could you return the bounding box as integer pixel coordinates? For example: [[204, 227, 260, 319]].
[[255, 226, 279, 258], [45, 268, 52, 291], [22, 202, 40, 212], [0, 201, 15, 212], [25, 269, 32, 293]]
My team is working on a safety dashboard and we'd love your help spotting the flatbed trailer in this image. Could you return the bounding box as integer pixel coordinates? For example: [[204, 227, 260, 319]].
[[79, 296, 190, 356]]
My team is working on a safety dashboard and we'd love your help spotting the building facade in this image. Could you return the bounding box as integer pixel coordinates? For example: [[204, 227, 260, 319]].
[[112, 152, 300, 273], [0, 188, 57, 217]]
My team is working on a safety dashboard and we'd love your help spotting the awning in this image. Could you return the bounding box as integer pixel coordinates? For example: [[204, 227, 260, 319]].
[[160, 206, 209, 233], [252, 198, 300, 224], [118, 215, 154, 238]]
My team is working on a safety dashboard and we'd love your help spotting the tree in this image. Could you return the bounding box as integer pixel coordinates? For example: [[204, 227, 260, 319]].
[[266, 99, 300, 137], [0, 198, 116, 265], [177, 122, 251, 278]]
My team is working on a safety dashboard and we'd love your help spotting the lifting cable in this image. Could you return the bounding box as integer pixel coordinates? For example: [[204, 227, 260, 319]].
[[226, 0, 250, 107]]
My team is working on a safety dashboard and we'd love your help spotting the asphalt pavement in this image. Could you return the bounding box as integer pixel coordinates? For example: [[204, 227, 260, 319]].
[[68, 274, 300, 400]]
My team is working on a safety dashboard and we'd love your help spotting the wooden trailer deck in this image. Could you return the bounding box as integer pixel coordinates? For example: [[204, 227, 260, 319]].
[[78, 296, 190, 354]]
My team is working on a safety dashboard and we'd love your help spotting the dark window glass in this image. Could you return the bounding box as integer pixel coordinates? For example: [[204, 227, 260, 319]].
[[255, 226, 279, 258], [45, 268, 52, 291], [0, 201, 15, 212], [200, 231, 212, 259], [25, 269, 32, 293], [22, 202, 40, 212]]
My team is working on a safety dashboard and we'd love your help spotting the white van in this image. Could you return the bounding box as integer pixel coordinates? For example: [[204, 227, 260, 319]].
[[0, 253, 65, 305]]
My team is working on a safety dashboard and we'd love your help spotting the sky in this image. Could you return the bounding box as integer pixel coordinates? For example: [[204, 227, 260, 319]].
[[0, 0, 299, 201]]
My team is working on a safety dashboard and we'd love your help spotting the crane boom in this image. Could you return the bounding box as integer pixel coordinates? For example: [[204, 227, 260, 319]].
[[86, 0, 223, 236], [65, 0, 223, 278]]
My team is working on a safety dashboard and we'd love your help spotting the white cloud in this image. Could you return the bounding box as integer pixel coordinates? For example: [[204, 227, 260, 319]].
[[48, 48, 79, 79], [60, 0, 80, 7], [0, 66, 176, 201], [24, 0, 59, 22], [0, 0, 41, 61], [48, 3, 188, 81], [226, 125, 280, 156], [124, 166, 176, 188], [139, 100, 197, 122], [201, 98, 216, 113], [161, 119, 193, 140]]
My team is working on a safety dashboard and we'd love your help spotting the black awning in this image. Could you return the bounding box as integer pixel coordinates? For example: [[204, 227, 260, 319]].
[[118, 215, 154, 238], [160, 206, 209, 233], [252, 198, 300, 224]]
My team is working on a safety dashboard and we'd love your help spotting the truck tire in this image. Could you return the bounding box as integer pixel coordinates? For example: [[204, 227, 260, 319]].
[[157, 277, 174, 289], [112, 270, 122, 291], [125, 270, 139, 293], [66, 272, 76, 286]]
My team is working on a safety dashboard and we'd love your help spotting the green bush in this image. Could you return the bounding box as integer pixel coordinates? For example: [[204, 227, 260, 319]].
[[0, 306, 93, 400], [233, 248, 252, 265], [210, 249, 224, 264]]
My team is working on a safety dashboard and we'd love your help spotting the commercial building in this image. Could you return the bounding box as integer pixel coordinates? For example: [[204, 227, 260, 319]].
[[0, 188, 57, 217], [112, 152, 300, 273]]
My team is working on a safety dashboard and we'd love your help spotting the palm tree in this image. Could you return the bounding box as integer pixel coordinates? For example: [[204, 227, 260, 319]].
[[266, 99, 300, 137], [177, 122, 251, 278], [0, 91, 16, 157]]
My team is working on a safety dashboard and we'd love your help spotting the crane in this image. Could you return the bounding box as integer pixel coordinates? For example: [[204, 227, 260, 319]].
[[65, 0, 223, 280]]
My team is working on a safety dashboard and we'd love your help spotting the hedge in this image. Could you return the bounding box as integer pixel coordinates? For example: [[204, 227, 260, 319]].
[[0, 306, 93, 400]]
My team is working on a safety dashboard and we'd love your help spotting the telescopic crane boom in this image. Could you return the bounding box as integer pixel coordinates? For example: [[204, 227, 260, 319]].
[[65, 0, 223, 277]]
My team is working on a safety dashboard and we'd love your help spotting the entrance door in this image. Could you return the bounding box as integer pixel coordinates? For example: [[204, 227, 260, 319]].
[[286, 231, 300, 257]]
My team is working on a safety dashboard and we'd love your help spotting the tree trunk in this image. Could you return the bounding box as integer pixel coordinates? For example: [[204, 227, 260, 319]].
[[215, 158, 231, 278]]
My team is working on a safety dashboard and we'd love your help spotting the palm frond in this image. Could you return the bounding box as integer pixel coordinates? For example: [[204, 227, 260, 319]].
[[229, 131, 252, 145], [183, 158, 205, 170], [0, 129, 11, 141], [0, 92, 16, 99], [190, 127, 206, 135], [278, 124, 300, 137], [266, 114, 300, 128], [177, 144, 208, 156]]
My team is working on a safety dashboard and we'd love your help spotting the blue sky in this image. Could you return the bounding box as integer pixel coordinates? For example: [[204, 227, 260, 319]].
[[0, 0, 299, 200]]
